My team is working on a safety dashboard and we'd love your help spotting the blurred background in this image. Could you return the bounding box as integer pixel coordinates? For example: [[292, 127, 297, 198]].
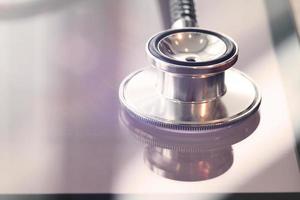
[[0, 0, 299, 198]]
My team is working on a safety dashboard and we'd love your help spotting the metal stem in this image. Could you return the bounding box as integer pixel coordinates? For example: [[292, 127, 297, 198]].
[[169, 0, 198, 28], [157, 71, 226, 102]]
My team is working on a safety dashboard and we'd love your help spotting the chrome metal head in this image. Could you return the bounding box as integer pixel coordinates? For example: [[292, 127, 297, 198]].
[[145, 28, 239, 103], [120, 28, 260, 130]]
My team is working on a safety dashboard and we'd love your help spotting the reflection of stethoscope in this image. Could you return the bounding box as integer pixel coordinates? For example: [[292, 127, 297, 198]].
[[119, 0, 262, 181], [120, 108, 260, 181]]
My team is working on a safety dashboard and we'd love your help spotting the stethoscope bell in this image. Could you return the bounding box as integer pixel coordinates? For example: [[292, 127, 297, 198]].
[[119, 28, 261, 130]]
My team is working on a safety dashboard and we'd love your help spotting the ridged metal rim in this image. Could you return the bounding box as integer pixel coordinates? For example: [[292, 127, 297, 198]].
[[119, 107, 260, 152]]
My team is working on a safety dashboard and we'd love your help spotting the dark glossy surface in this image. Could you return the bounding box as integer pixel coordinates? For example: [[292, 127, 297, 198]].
[[0, 0, 299, 194]]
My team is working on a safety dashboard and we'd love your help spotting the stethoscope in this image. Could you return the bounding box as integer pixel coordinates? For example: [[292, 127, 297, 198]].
[[119, 0, 261, 131], [118, 0, 261, 181]]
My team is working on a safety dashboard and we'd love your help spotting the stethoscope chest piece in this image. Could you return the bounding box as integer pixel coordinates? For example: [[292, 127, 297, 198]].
[[119, 28, 261, 131]]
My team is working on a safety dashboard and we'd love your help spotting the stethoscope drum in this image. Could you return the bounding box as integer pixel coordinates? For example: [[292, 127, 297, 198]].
[[119, 28, 261, 131]]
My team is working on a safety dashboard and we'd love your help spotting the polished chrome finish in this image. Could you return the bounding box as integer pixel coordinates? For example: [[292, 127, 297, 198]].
[[158, 32, 227, 63], [144, 146, 233, 181], [157, 71, 226, 102], [171, 17, 198, 29], [120, 28, 260, 128], [147, 29, 238, 75], [119, 68, 261, 128], [147, 29, 236, 103]]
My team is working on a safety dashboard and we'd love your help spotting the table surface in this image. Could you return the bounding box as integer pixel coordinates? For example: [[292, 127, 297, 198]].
[[0, 0, 299, 195]]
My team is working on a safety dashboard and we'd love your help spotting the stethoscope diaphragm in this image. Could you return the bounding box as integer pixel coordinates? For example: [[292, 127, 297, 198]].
[[119, 28, 261, 131]]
